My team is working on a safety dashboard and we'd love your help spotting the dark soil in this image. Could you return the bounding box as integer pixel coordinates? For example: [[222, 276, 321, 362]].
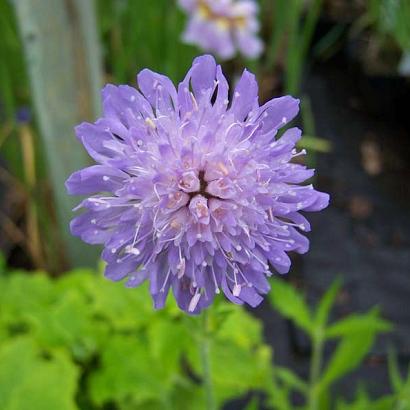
[[251, 52, 410, 407]]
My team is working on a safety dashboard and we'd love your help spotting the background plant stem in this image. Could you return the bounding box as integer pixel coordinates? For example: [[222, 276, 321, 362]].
[[308, 330, 324, 410], [201, 309, 216, 410]]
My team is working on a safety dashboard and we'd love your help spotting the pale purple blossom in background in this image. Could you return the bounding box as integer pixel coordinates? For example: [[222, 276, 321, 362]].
[[178, 0, 263, 60], [66, 55, 329, 314]]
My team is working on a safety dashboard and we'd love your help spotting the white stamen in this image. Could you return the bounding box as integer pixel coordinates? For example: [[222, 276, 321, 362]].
[[188, 291, 201, 312], [233, 284, 241, 297], [177, 258, 186, 279], [103, 176, 110, 181], [190, 92, 199, 111], [145, 117, 156, 130], [245, 249, 269, 270], [126, 247, 140, 256], [292, 148, 307, 158], [210, 264, 220, 294], [160, 269, 172, 293]]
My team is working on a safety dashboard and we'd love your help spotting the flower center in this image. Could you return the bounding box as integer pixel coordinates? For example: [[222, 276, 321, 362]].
[[197, 1, 247, 29], [197, 170, 212, 199]]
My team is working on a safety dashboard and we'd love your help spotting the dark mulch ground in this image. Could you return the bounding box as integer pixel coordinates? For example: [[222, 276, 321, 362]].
[[251, 53, 410, 406]]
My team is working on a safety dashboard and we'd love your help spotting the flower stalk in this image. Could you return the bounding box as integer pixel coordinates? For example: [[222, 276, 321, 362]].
[[308, 329, 324, 410], [200, 309, 216, 410]]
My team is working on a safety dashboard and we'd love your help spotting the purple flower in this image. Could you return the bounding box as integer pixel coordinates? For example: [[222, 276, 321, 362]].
[[66, 55, 329, 314], [178, 0, 263, 60]]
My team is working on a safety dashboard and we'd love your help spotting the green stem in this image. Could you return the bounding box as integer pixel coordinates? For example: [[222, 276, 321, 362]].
[[308, 331, 324, 410], [200, 309, 216, 410], [265, 0, 288, 70]]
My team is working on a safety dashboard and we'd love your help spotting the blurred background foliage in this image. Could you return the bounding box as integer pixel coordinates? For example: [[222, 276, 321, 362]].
[[1, 0, 410, 272], [1, 0, 410, 409], [0, 262, 401, 410]]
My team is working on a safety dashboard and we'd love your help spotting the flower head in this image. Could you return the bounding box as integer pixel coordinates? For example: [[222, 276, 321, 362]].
[[178, 0, 263, 60], [66, 55, 329, 314]]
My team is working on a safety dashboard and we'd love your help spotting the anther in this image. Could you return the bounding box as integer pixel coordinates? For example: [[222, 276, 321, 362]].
[[233, 284, 241, 297]]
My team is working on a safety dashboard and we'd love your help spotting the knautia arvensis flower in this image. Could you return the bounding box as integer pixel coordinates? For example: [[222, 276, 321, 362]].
[[66, 55, 329, 314], [178, 0, 263, 60]]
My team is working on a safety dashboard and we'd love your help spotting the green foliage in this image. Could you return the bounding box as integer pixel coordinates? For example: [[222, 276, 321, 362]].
[[335, 367, 410, 410], [368, 0, 410, 52], [0, 337, 78, 410], [97, 0, 199, 84], [0, 267, 271, 409], [325, 308, 392, 338], [320, 332, 375, 389], [266, 277, 393, 410], [262, 0, 324, 95], [0, 265, 403, 410], [0, 0, 28, 182], [0, 0, 28, 122], [268, 277, 313, 335], [386, 350, 410, 409]]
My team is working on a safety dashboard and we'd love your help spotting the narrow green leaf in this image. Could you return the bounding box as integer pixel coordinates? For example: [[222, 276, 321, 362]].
[[396, 368, 410, 410], [325, 309, 392, 339], [319, 332, 375, 390], [314, 278, 342, 330], [266, 380, 292, 410], [275, 366, 308, 394], [268, 277, 313, 335], [336, 389, 395, 410]]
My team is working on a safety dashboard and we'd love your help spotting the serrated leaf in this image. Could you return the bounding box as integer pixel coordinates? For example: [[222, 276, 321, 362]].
[[88, 334, 169, 407], [314, 278, 342, 329], [147, 317, 191, 381], [216, 305, 262, 349], [210, 341, 271, 404], [320, 332, 375, 390], [325, 309, 392, 339], [0, 337, 78, 410], [0, 272, 54, 317], [268, 277, 312, 335], [186, 305, 272, 407]]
